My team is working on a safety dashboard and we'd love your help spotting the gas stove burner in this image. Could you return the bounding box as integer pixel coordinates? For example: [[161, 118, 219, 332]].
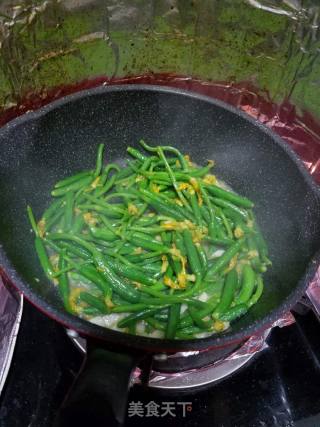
[[66, 328, 271, 389]]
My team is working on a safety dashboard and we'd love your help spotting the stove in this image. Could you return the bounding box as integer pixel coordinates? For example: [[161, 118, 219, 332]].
[[0, 294, 320, 427]]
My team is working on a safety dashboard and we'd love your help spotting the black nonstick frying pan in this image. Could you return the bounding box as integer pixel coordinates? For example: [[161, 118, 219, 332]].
[[0, 85, 319, 426]]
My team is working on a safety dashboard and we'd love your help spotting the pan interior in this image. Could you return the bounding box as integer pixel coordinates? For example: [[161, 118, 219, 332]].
[[0, 87, 319, 340]]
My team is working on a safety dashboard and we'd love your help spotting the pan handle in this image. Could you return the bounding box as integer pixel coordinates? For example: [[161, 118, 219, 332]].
[[54, 342, 144, 427]]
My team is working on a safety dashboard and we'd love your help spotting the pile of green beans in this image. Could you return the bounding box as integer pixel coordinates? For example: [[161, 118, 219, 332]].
[[27, 141, 271, 339]]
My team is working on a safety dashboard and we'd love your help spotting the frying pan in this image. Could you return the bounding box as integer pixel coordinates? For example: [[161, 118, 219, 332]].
[[0, 85, 319, 426]]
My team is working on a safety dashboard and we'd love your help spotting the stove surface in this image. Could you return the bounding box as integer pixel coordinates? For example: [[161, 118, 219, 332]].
[[0, 301, 320, 427]]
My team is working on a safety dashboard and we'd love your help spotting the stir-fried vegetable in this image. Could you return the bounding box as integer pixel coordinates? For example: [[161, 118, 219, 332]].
[[27, 141, 271, 339]]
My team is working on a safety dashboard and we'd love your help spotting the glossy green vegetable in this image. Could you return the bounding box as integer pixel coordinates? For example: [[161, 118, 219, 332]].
[[165, 304, 181, 339], [213, 269, 238, 316], [55, 170, 93, 189], [57, 250, 72, 311], [182, 229, 203, 277], [205, 239, 245, 278], [205, 184, 254, 209], [51, 175, 93, 197], [79, 292, 110, 314], [235, 264, 256, 304], [219, 304, 248, 321], [94, 143, 105, 177], [248, 275, 264, 307], [34, 237, 54, 279], [27, 142, 269, 339]]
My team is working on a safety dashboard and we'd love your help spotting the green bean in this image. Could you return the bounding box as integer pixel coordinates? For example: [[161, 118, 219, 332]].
[[205, 239, 245, 278], [189, 306, 212, 329], [63, 192, 74, 231], [27, 205, 39, 236], [248, 275, 264, 307], [178, 298, 216, 330], [127, 146, 148, 162], [112, 303, 152, 313], [213, 269, 238, 317], [78, 204, 123, 219], [144, 167, 214, 182], [188, 192, 203, 226], [221, 207, 245, 224], [117, 306, 167, 328], [129, 226, 164, 235], [71, 214, 85, 234], [182, 230, 203, 277], [58, 241, 91, 259], [47, 233, 143, 301], [189, 162, 214, 177], [93, 252, 143, 303], [55, 170, 93, 189], [128, 232, 170, 253], [137, 278, 204, 304], [103, 193, 137, 203], [216, 207, 233, 239], [146, 318, 166, 331], [82, 307, 101, 316], [174, 232, 187, 256], [199, 205, 211, 224], [98, 215, 119, 233], [114, 160, 138, 181], [205, 237, 234, 247], [247, 236, 266, 273], [104, 256, 161, 287], [176, 326, 211, 338], [205, 184, 254, 209], [141, 262, 163, 274], [116, 242, 141, 256], [170, 253, 182, 277], [51, 176, 93, 197], [34, 237, 54, 278], [219, 304, 248, 322], [138, 188, 189, 221], [52, 258, 91, 278], [235, 264, 256, 304], [135, 216, 160, 227], [211, 197, 248, 221], [153, 157, 181, 169], [196, 243, 208, 272], [157, 147, 190, 208], [141, 157, 158, 173], [94, 143, 105, 177], [76, 264, 112, 296], [57, 250, 71, 311], [89, 227, 118, 242], [154, 311, 169, 321], [148, 200, 185, 221], [139, 139, 188, 170], [42, 198, 65, 222], [199, 183, 217, 238], [81, 193, 126, 213], [99, 163, 120, 183], [94, 174, 117, 197], [126, 251, 163, 263], [79, 292, 109, 314], [45, 207, 65, 231], [215, 219, 229, 240], [165, 304, 181, 339]]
